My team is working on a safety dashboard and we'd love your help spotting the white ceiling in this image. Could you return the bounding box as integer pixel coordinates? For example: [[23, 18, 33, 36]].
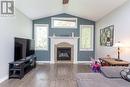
[[15, 0, 128, 21]]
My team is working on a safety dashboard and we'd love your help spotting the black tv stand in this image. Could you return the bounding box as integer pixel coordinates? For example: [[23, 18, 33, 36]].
[[9, 55, 36, 79]]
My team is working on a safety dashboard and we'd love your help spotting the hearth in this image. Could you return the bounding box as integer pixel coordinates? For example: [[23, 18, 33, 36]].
[[57, 47, 71, 61]]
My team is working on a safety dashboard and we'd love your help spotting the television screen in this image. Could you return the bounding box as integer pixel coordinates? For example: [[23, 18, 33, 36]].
[[26, 39, 35, 57], [14, 38, 27, 61], [29, 40, 35, 55], [14, 38, 35, 61], [14, 42, 23, 61]]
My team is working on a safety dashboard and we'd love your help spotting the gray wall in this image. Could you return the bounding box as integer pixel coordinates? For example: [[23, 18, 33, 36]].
[[33, 13, 95, 61]]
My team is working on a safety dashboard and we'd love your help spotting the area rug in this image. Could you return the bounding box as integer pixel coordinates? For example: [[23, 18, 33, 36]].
[[101, 66, 127, 78]]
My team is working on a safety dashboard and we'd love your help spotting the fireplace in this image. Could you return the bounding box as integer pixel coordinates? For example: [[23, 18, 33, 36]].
[[57, 47, 71, 61], [50, 36, 79, 63]]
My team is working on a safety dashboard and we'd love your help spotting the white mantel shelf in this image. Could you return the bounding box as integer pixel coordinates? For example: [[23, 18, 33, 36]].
[[49, 36, 79, 39]]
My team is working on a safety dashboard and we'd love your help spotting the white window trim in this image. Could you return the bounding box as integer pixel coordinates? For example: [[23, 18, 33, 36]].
[[34, 24, 49, 50], [51, 17, 77, 28], [80, 25, 94, 51]]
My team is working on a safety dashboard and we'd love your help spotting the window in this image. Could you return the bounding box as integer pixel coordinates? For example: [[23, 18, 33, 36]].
[[80, 25, 94, 51], [51, 17, 77, 28], [34, 24, 48, 50]]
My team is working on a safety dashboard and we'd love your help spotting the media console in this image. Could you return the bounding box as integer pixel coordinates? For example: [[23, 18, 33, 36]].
[[9, 55, 36, 79]]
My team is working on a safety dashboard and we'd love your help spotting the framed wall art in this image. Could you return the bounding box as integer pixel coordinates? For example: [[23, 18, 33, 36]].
[[100, 25, 114, 46]]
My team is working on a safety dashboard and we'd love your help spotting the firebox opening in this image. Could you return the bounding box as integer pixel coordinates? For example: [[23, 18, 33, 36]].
[[57, 47, 71, 61]]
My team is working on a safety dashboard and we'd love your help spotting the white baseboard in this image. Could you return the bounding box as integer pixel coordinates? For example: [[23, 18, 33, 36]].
[[0, 76, 8, 83], [77, 61, 92, 65], [36, 61, 92, 65], [36, 61, 50, 65]]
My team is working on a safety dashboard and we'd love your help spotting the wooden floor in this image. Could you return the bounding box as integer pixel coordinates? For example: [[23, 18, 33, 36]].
[[0, 64, 90, 87]]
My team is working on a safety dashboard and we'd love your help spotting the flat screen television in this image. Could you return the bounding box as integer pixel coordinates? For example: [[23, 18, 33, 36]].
[[26, 39, 35, 56], [14, 37, 35, 61]]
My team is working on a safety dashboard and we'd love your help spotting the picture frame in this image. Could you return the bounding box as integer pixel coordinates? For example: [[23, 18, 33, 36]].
[[100, 25, 114, 46]]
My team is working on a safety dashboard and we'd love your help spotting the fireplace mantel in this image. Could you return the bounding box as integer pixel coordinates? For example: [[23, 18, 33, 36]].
[[49, 36, 79, 64], [49, 36, 79, 39]]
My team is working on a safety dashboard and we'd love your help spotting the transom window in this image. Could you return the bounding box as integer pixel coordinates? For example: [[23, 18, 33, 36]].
[[34, 24, 48, 50], [80, 25, 94, 51], [51, 17, 77, 28]]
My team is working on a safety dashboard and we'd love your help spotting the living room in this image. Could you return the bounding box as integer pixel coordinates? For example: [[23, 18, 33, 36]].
[[0, 0, 130, 87]]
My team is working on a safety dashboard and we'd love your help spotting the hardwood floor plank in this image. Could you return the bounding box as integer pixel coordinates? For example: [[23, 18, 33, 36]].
[[0, 64, 90, 87]]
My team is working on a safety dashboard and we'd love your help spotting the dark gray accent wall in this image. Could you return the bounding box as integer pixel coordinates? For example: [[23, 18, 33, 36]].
[[33, 13, 95, 61]]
